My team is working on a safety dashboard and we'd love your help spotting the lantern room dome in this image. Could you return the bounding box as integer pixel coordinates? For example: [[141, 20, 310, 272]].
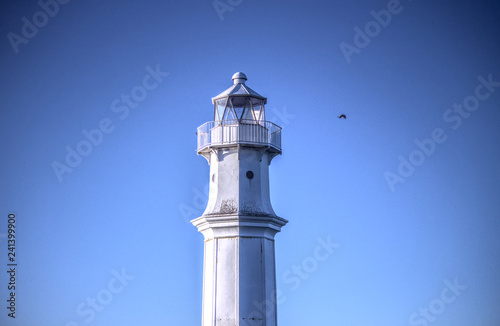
[[212, 72, 267, 104]]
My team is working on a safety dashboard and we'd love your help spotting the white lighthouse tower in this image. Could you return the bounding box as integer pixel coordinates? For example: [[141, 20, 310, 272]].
[[191, 72, 287, 326]]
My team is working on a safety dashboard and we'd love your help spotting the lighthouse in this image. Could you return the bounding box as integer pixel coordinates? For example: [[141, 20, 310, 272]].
[[191, 72, 287, 326]]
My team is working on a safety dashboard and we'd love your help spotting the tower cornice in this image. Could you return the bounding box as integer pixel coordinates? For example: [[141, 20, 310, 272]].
[[191, 214, 288, 241]]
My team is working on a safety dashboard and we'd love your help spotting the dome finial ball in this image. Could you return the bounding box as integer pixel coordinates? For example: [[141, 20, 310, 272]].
[[232, 72, 247, 85]]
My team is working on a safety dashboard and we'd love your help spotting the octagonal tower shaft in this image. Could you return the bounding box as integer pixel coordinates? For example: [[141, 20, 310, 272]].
[[191, 73, 287, 326]]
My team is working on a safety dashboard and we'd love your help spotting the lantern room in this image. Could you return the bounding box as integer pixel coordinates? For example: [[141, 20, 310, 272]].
[[197, 72, 281, 156], [212, 72, 266, 124]]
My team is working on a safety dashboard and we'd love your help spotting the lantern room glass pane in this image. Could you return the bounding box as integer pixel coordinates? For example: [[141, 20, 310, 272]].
[[253, 104, 264, 122], [230, 96, 246, 107], [250, 97, 261, 106], [215, 98, 227, 123], [234, 106, 243, 119], [223, 106, 236, 122], [242, 98, 254, 122], [229, 98, 244, 120]]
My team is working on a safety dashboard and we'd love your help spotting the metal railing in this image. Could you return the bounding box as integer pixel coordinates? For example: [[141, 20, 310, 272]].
[[197, 119, 281, 152]]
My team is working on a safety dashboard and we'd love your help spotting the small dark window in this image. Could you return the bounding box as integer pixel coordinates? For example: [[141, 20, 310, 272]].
[[246, 171, 254, 179], [212, 174, 215, 182]]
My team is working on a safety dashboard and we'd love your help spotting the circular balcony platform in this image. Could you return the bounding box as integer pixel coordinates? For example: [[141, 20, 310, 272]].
[[197, 120, 282, 154]]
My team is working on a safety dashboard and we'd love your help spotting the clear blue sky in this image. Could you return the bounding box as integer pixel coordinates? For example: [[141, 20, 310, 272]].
[[1, 0, 499, 325]]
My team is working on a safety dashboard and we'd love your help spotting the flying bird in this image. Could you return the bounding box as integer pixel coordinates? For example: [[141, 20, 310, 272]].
[[338, 114, 346, 119]]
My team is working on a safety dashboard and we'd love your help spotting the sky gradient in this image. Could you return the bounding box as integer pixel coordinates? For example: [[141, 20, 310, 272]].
[[1, 0, 500, 325]]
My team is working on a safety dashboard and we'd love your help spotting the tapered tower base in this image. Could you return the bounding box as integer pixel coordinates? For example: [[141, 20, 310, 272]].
[[192, 215, 287, 325]]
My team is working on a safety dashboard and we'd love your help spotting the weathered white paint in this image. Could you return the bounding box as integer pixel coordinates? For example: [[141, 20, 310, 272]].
[[192, 73, 286, 326]]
